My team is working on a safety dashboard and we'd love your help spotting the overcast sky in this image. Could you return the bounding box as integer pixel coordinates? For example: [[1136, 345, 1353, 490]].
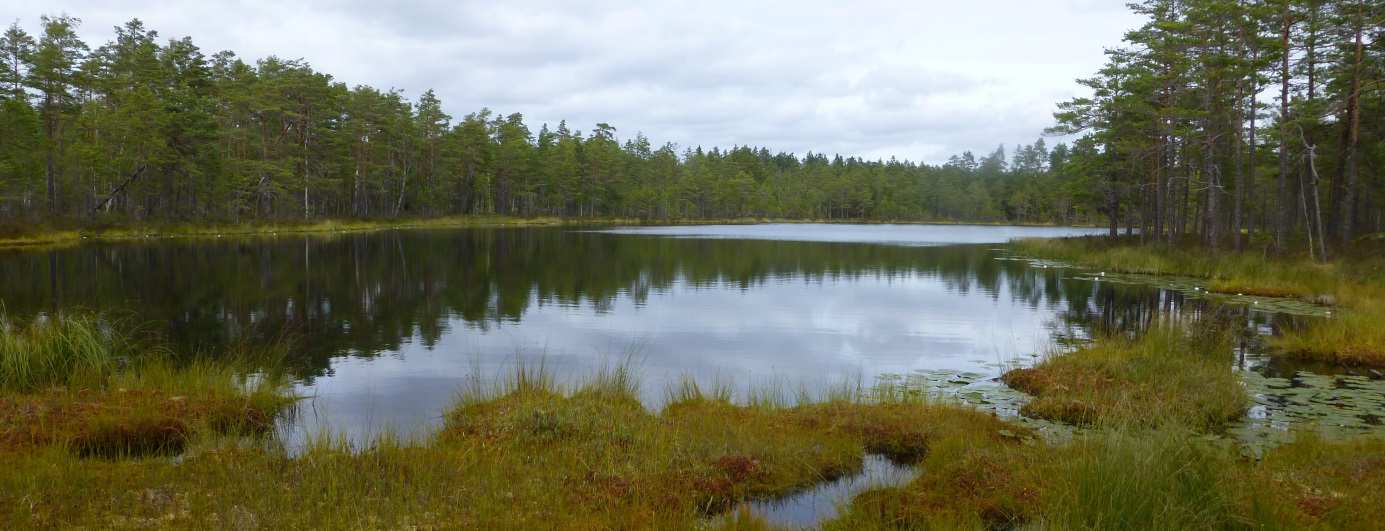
[[9, 0, 1141, 163]]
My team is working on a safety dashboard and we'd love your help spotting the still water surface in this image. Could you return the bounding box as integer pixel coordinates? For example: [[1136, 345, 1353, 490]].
[[0, 223, 1377, 453]]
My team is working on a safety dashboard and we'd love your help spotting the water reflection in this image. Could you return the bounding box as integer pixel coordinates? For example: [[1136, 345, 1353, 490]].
[[744, 454, 917, 528], [0, 224, 1359, 446], [1, 226, 1113, 380]]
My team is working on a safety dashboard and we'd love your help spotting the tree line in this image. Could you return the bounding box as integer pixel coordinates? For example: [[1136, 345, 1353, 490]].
[[0, 15, 1110, 226], [1051, 0, 1383, 256], [0, 5, 1381, 250]]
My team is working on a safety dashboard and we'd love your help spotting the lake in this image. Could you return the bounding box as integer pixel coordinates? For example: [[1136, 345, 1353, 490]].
[[1, 223, 1378, 451]]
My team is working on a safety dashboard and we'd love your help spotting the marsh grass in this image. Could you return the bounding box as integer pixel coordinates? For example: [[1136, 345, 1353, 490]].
[[1042, 429, 1254, 529], [1013, 236, 1385, 367], [0, 314, 294, 457], [1253, 433, 1385, 527], [1001, 323, 1248, 431], [664, 375, 736, 405], [3, 315, 1382, 528], [1011, 236, 1366, 298], [0, 358, 1028, 529], [1271, 301, 1385, 366], [0, 314, 136, 392], [0, 215, 1087, 250], [0, 215, 570, 249], [3, 352, 1384, 529], [823, 427, 1373, 530]]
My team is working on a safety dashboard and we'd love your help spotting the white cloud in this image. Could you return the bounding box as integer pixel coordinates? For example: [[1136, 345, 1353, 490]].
[[9, 0, 1141, 163]]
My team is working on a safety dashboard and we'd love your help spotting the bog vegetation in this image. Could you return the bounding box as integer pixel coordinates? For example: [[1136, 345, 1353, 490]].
[[2, 316, 1385, 529], [1015, 236, 1385, 366]]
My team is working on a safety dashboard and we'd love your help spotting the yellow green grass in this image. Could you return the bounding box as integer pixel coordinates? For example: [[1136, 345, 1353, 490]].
[[826, 429, 1385, 530], [1272, 302, 1385, 367], [0, 215, 571, 249], [0, 215, 1089, 250], [1013, 236, 1385, 366], [5, 367, 1380, 530], [0, 361, 1026, 529], [1002, 323, 1249, 431]]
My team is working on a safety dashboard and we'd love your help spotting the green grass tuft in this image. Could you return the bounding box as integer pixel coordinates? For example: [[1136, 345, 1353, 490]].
[[1002, 323, 1248, 431], [0, 314, 136, 392]]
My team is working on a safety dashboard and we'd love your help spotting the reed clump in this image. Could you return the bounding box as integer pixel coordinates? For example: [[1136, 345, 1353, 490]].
[[0, 314, 132, 392]]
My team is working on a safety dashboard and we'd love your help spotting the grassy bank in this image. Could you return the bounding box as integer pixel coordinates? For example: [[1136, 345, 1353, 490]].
[[0, 215, 1092, 250], [1, 356, 1029, 528], [1013, 236, 1385, 366], [827, 318, 1383, 529], [0, 315, 292, 457], [0, 215, 572, 250], [1002, 322, 1248, 431], [826, 429, 1385, 530], [4, 362, 1382, 529]]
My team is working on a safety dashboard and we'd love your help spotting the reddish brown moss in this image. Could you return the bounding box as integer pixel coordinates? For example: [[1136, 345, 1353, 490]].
[[0, 388, 286, 457]]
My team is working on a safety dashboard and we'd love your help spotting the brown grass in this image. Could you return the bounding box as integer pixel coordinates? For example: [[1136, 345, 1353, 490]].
[[0, 388, 287, 457]]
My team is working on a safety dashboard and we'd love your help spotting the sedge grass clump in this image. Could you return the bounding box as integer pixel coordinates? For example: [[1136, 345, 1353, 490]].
[[1039, 430, 1385, 530], [0, 314, 294, 457], [1273, 301, 1385, 366], [1002, 323, 1248, 431], [1039, 429, 1262, 529], [0, 314, 135, 392]]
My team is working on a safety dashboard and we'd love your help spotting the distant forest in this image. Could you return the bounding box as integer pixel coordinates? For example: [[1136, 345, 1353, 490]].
[[0, 1, 1382, 252]]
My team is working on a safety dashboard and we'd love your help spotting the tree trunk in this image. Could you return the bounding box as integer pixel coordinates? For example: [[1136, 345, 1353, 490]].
[[43, 94, 57, 215], [1244, 72, 1258, 251], [1203, 83, 1219, 249], [302, 109, 311, 219], [93, 165, 147, 214], [1338, 6, 1364, 244], [1306, 143, 1327, 260], [1275, 10, 1291, 252], [1233, 86, 1245, 251]]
